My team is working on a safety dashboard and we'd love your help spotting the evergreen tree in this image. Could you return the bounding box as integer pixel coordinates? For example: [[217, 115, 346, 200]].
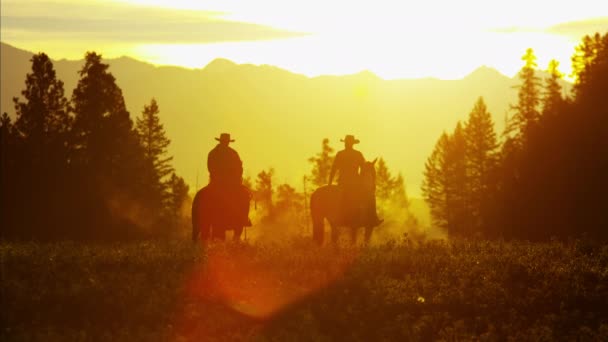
[[71, 52, 146, 237], [423, 123, 469, 237], [542, 59, 564, 116], [464, 97, 498, 234], [422, 132, 450, 231], [9, 53, 72, 238], [376, 158, 409, 208], [1, 113, 14, 236], [135, 98, 174, 214], [509, 48, 542, 144], [275, 183, 304, 213], [308, 138, 335, 188], [13, 53, 71, 169], [255, 168, 275, 221], [571, 33, 606, 97], [167, 172, 189, 229], [375, 158, 396, 202], [445, 122, 468, 236], [71, 52, 140, 179]]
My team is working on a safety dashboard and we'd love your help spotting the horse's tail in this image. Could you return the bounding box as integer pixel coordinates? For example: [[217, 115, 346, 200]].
[[310, 188, 325, 245]]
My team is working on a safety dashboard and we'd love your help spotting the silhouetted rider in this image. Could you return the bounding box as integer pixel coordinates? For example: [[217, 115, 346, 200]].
[[329, 135, 381, 226], [208, 133, 243, 186], [329, 135, 365, 188], [207, 133, 251, 226]]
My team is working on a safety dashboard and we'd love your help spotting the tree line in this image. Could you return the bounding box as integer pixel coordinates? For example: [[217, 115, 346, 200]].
[[422, 32, 608, 240], [246, 138, 418, 239], [1, 52, 189, 240]]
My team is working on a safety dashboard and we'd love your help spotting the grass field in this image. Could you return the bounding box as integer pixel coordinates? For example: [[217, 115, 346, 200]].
[[2, 237, 608, 341]]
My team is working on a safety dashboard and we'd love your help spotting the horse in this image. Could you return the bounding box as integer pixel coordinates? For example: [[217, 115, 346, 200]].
[[191, 184, 252, 242], [310, 159, 380, 245]]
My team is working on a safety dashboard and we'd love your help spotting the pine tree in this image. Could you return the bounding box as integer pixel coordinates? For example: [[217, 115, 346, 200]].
[[445, 122, 468, 236], [542, 59, 564, 116], [10, 53, 72, 238], [308, 138, 335, 188], [375, 158, 396, 202], [376, 158, 410, 208], [464, 97, 499, 234], [422, 132, 450, 231], [71, 52, 146, 237], [276, 183, 304, 213], [135, 98, 174, 213], [255, 168, 275, 221], [167, 172, 189, 229], [423, 122, 470, 237], [13, 53, 71, 170], [508, 48, 542, 144], [71, 52, 140, 180]]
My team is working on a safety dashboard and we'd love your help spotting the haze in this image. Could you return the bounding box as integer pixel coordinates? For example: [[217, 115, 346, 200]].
[[2, 0, 607, 79]]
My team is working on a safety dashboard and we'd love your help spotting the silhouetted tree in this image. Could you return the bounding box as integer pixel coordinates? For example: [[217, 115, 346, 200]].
[[254, 168, 275, 222], [135, 98, 174, 218], [70, 52, 147, 238], [424, 121, 473, 237], [508, 48, 542, 145], [422, 132, 450, 231], [8, 53, 72, 238], [542, 59, 565, 116], [0, 113, 14, 236], [376, 158, 396, 202], [308, 138, 335, 188], [167, 172, 190, 229], [464, 97, 498, 235], [376, 158, 409, 208], [445, 122, 468, 236]]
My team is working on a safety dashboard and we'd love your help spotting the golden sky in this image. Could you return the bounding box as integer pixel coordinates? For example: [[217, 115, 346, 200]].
[[2, 0, 607, 78]]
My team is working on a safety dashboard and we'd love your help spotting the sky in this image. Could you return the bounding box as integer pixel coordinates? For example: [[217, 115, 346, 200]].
[[2, 0, 607, 79]]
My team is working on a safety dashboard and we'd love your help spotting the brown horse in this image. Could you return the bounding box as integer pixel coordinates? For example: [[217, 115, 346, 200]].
[[310, 159, 379, 245], [191, 184, 251, 242]]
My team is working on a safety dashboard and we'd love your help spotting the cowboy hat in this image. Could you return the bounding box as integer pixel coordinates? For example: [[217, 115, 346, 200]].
[[340, 134, 360, 144], [215, 133, 235, 143]]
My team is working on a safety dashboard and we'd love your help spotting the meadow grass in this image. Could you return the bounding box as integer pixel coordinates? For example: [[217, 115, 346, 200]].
[[2, 237, 608, 341]]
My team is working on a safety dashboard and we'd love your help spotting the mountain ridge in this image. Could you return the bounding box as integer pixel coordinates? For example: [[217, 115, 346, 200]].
[[1, 41, 571, 199]]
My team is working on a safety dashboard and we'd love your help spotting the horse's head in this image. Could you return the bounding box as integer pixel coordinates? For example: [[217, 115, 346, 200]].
[[360, 158, 377, 192]]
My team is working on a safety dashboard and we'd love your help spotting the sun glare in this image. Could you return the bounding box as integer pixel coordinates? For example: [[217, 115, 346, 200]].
[[119, 0, 593, 79]]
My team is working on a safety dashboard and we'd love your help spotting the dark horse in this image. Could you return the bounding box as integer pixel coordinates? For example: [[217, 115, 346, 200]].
[[310, 159, 379, 245], [191, 184, 251, 242]]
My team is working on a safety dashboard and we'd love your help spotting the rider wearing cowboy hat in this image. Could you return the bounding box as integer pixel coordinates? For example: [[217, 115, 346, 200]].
[[207, 133, 251, 226], [329, 135, 382, 227], [208, 133, 242, 186]]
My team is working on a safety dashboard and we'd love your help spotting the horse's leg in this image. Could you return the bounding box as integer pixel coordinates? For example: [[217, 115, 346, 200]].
[[233, 226, 243, 242], [312, 210, 325, 246], [331, 224, 340, 246], [364, 226, 373, 245]]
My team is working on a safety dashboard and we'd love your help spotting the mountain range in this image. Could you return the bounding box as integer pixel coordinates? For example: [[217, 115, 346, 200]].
[[1, 42, 571, 200]]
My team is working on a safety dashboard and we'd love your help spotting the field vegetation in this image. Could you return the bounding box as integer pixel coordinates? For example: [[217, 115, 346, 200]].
[[2, 238, 608, 341]]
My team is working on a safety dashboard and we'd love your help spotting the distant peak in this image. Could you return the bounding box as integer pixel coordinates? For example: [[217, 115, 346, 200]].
[[346, 69, 381, 81], [204, 58, 237, 72], [464, 66, 507, 80]]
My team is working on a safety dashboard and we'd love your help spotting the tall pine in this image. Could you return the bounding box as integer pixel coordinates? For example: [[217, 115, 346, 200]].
[[71, 52, 146, 237], [135, 98, 174, 218], [422, 132, 450, 232], [508, 48, 542, 145], [308, 138, 335, 188], [10, 53, 72, 238], [464, 97, 498, 235]]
